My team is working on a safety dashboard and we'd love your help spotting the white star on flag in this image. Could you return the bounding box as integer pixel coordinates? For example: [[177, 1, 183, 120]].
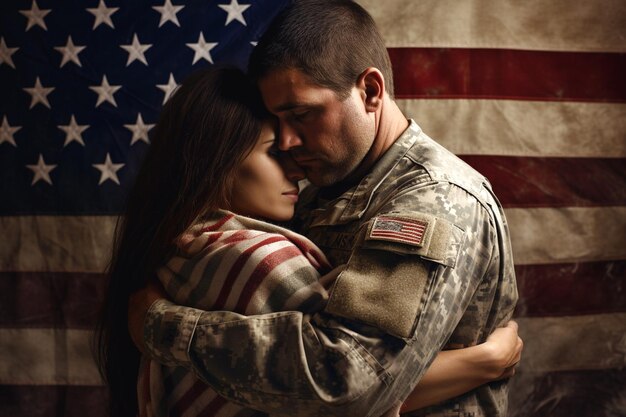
[[27, 154, 57, 185], [54, 36, 86, 67], [93, 153, 124, 185], [87, 0, 119, 30], [186, 33, 218, 64], [153, 0, 184, 27], [24, 77, 54, 109], [58, 115, 89, 147], [19, 0, 51, 31], [218, 0, 251, 26], [124, 113, 154, 145], [120, 34, 152, 66], [1, 116, 21, 147], [0, 37, 18, 69], [157, 73, 178, 104], [89, 75, 122, 107]]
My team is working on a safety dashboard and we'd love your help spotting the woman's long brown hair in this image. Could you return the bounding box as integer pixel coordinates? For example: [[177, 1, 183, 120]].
[[94, 67, 270, 417]]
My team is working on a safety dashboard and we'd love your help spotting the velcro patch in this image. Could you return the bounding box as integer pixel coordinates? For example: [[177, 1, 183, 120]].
[[363, 212, 465, 267], [368, 215, 428, 247]]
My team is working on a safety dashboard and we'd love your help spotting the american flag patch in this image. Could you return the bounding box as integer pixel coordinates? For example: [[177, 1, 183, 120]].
[[369, 216, 428, 246]]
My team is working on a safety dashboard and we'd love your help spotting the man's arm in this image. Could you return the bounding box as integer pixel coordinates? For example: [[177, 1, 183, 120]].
[[130, 258, 483, 416]]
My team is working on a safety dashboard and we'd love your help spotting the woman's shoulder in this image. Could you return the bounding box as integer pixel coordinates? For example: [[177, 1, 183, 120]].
[[177, 210, 331, 271]]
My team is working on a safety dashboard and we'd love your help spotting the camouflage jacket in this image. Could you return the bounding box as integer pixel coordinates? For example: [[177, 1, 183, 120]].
[[144, 120, 518, 417]]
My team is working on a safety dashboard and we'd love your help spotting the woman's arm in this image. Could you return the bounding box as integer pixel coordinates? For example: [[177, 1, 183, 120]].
[[401, 321, 523, 412]]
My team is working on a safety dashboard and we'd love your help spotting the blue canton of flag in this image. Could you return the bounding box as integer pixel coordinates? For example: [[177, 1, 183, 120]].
[[0, 0, 288, 215]]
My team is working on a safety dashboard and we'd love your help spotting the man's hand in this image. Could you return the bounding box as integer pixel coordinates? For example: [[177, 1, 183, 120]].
[[128, 279, 168, 354]]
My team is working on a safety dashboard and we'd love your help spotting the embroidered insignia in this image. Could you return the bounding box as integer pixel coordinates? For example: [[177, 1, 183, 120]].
[[369, 216, 428, 246]]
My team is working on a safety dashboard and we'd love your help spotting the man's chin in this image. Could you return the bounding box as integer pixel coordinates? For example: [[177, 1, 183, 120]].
[[305, 168, 350, 188]]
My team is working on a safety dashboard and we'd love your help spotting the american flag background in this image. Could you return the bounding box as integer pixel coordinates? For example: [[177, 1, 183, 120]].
[[0, 1, 624, 416]]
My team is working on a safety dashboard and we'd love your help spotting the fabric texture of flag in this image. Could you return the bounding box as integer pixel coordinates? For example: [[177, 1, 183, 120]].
[[0, 1, 624, 416]]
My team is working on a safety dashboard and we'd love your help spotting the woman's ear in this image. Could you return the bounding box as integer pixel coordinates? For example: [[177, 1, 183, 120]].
[[357, 67, 385, 113]]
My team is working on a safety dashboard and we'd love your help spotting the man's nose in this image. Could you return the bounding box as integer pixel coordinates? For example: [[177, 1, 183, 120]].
[[279, 152, 306, 182], [278, 123, 303, 151]]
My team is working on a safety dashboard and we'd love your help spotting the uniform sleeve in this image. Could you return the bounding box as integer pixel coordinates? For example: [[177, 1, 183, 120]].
[[143, 183, 499, 417], [144, 300, 387, 416]]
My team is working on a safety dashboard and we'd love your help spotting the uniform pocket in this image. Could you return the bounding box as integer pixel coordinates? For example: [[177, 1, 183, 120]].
[[324, 212, 465, 340]]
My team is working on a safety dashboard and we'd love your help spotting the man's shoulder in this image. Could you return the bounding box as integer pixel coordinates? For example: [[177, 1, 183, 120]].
[[389, 122, 494, 208], [406, 128, 486, 190]]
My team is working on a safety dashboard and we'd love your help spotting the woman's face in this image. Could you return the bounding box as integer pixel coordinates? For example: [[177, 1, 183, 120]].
[[229, 121, 304, 222]]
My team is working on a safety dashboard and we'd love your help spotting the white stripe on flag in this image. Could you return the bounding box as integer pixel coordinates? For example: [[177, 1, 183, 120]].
[[0, 216, 117, 273], [516, 313, 626, 373], [397, 99, 626, 158], [0, 328, 103, 386], [3, 207, 626, 272], [506, 206, 626, 265], [358, 0, 626, 52]]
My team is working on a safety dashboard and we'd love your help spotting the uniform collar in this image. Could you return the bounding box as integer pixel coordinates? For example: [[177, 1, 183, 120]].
[[309, 120, 422, 227]]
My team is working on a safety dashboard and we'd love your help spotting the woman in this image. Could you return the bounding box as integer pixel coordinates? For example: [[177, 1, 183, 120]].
[[95, 67, 522, 417]]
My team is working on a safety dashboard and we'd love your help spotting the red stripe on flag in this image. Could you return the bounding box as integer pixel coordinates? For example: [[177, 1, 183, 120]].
[[3, 262, 624, 329], [170, 379, 208, 417], [460, 156, 626, 208], [200, 213, 235, 232], [514, 261, 626, 317], [0, 272, 105, 329], [181, 231, 224, 251], [212, 235, 287, 310], [509, 368, 626, 416], [235, 244, 305, 312], [0, 385, 109, 417], [389, 48, 626, 102], [197, 394, 229, 417]]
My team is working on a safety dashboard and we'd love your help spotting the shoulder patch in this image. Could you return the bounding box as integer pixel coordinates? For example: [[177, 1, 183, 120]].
[[363, 212, 465, 268], [367, 215, 429, 247]]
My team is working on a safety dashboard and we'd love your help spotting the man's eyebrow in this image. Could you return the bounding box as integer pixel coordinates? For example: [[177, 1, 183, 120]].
[[272, 102, 306, 113]]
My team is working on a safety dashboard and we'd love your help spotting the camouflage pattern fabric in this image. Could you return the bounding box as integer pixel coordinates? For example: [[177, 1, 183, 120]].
[[144, 120, 518, 417]]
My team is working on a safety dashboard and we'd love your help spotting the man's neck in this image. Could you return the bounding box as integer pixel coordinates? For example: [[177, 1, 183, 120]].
[[363, 98, 410, 173]]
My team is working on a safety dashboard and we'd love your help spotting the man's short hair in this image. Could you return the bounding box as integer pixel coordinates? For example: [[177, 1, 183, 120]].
[[248, 0, 394, 100]]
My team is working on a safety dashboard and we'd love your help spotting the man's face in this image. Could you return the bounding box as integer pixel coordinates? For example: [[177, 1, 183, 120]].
[[258, 68, 375, 187]]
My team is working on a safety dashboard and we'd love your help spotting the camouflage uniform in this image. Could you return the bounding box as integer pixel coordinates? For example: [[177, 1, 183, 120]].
[[144, 120, 518, 417]]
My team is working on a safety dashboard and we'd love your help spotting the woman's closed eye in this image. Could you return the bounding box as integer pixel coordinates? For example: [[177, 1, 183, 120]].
[[266, 142, 280, 158]]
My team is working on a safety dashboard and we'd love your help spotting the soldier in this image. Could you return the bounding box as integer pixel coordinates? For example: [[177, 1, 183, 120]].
[[129, 1, 519, 416]]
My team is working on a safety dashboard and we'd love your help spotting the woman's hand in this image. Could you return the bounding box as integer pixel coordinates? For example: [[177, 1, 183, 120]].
[[482, 320, 524, 380]]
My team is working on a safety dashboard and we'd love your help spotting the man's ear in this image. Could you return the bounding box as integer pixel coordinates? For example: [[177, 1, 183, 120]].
[[357, 67, 385, 112]]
